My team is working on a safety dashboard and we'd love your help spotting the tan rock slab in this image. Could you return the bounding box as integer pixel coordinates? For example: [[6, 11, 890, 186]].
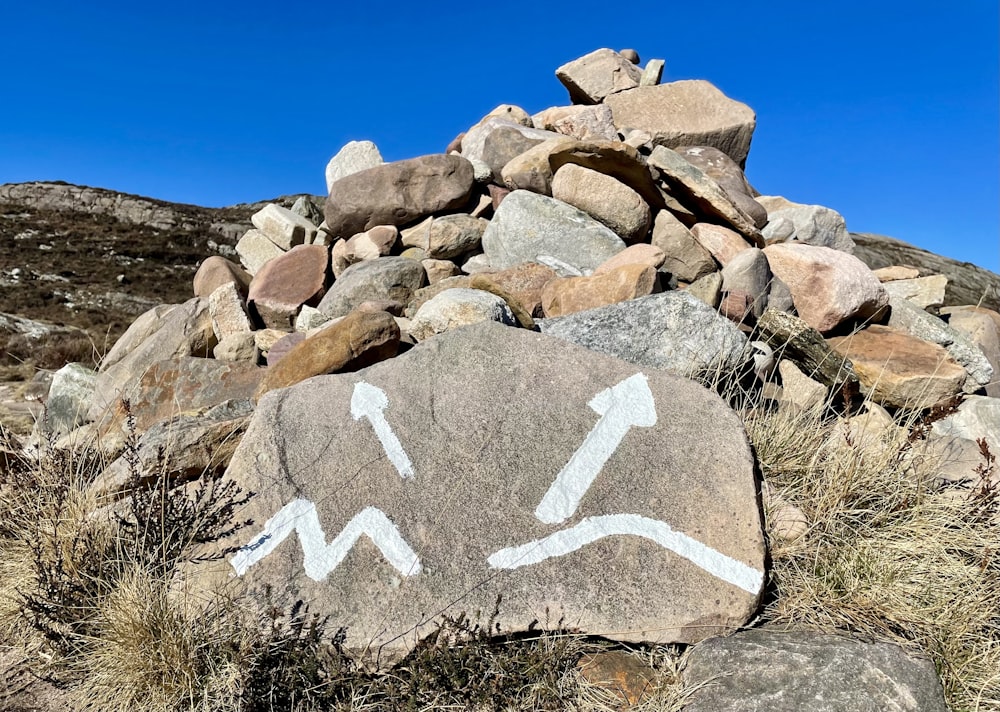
[[552, 163, 651, 242], [255, 309, 400, 401], [873, 265, 921, 282], [247, 244, 330, 330], [827, 325, 966, 409], [651, 211, 716, 283], [606, 80, 756, 166], [251, 203, 318, 250], [648, 146, 763, 245], [593, 244, 665, 276], [332, 225, 398, 278], [400, 214, 488, 260], [690, 223, 750, 266], [942, 305, 1000, 397], [555, 48, 642, 104], [764, 243, 889, 334], [532, 104, 618, 141], [208, 282, 253, 340], [881, 275, 948, 311], [421, 258, 461, 284], [236, 228, 284, 275], [193, 256, 251, 299], [409, 288, 517, 341], [541, 264, 660, 317], [469, 261, 558, 320]]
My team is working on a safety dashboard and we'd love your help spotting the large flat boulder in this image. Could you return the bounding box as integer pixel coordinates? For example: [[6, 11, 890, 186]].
[[554, 48, 642, 104], [324, 155, 475, 239], [605, 81, 756, 166], [193, 323, 765, 657]]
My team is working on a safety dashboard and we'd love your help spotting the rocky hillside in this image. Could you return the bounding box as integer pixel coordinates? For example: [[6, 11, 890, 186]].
[[0, 182, 324, 369]]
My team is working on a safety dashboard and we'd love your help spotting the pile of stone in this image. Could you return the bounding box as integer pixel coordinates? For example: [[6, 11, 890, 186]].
[[28, 48, 1000, 710]]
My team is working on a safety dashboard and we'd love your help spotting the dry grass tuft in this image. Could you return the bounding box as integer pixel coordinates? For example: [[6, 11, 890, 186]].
[[742, 397, 1000, 711]]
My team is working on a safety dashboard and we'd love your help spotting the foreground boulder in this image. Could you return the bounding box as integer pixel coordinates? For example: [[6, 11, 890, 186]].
[[193, 323, 765, 657]]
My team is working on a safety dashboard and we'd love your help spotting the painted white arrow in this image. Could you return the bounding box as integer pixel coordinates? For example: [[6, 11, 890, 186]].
[[534, 373, 657, 524], [230, 499, 421, 581], [351, 381, 414, 480]]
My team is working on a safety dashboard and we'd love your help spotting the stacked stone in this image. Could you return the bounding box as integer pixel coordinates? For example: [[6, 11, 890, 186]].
[[27, 51, 998, 705]]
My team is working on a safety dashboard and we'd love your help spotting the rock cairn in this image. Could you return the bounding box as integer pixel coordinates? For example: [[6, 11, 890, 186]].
[[33, 48, 1000, 708]]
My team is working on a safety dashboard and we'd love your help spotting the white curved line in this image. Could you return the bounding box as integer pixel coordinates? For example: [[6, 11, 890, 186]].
[[487, 513, 763, 595]]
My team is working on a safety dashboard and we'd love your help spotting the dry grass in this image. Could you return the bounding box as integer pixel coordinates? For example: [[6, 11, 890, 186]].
[[742, 394, 1000, 711]]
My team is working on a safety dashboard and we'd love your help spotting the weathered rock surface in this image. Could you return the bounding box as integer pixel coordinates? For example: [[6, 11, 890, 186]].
[[851, 232, 1000, 312], [882, 275, 949, 311], [400, 214, 488, 260], [89, 298, 218, 421], [92, 400, 253, 501], [757, 196, 855, 253], [943, 306, 1000, 397], [532, 104, 618, 141], [325, 141, 384, 194], [255, 310, 400, 400], [468, 262, 558, 320], [324, 155, 475, 239], [928, 395, 1000, 485], [648, 147, 763, 245], [551, 163, 651, 242], [677, 146, 766, 228], [193, 256, 251, 299], [194, 323, 765, 655], [756, 309, 859, 392], [538, 291, 749, 377], [555, 48, 642, 104], [593, 243, 665, 276], [208, 282, 253, 340], [251, 203, 318, 250], [236, 229, 284, 275], [409, 288, 517, 341], [606, 81, 756, 165], [682, 628, 948, 712], [480, 190, 625, 276], [764, 243, 889, 333], [721, 247, 771, 319], [541, 264, 660, 318], [828, 325, 966, 410], [318, 257, 427, 319], [38, 363, 97, 437], [331, 225, 398, 278], [246, 244, 329, 330], [887, 296, 993, 393], [690, 223, 750, 266], [650, 211, 716, 282]]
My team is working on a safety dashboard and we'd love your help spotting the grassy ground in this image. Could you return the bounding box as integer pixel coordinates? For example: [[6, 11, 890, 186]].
[[1, 378, 997, 711]]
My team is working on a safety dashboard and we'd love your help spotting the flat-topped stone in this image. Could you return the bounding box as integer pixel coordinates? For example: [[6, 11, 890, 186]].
[[192, 322, 765, 658]]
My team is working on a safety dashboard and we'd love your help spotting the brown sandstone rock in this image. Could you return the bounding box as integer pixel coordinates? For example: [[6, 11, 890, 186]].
[[324, 155, 475, 238], [469, 262, 558, 320], [247, 244, 330, 330], [255, 310, 400, 401], [541, 264, 660, 317], [605, 80, 756, 166], [193, 256, 252, 299], [827, 325, 966, 409], [551, 163, 651, 242], [593, 244, 666, 275], [690, 223, 751, 266]]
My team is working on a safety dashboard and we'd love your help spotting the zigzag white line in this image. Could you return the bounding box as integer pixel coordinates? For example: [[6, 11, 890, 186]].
[[487, 513, 763, 594], [230, 499, 421, 581]]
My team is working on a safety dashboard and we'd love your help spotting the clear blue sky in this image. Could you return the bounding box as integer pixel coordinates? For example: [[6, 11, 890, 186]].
[[2, 1, 997, 271]]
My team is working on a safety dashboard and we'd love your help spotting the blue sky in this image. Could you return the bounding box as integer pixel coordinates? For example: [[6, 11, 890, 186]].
[[1, 1, 997, 271]]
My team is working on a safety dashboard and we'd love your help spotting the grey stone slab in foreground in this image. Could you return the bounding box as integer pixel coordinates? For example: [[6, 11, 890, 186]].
[[682, 628, 948, 712], [194, 322, 764, 658]]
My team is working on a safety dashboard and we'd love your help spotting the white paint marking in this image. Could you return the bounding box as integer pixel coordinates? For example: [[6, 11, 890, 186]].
[[230, 499, 421, 581], [487, 513, 763, 594], [351, 381, 415, 479], [534, 373, 657, 524]]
